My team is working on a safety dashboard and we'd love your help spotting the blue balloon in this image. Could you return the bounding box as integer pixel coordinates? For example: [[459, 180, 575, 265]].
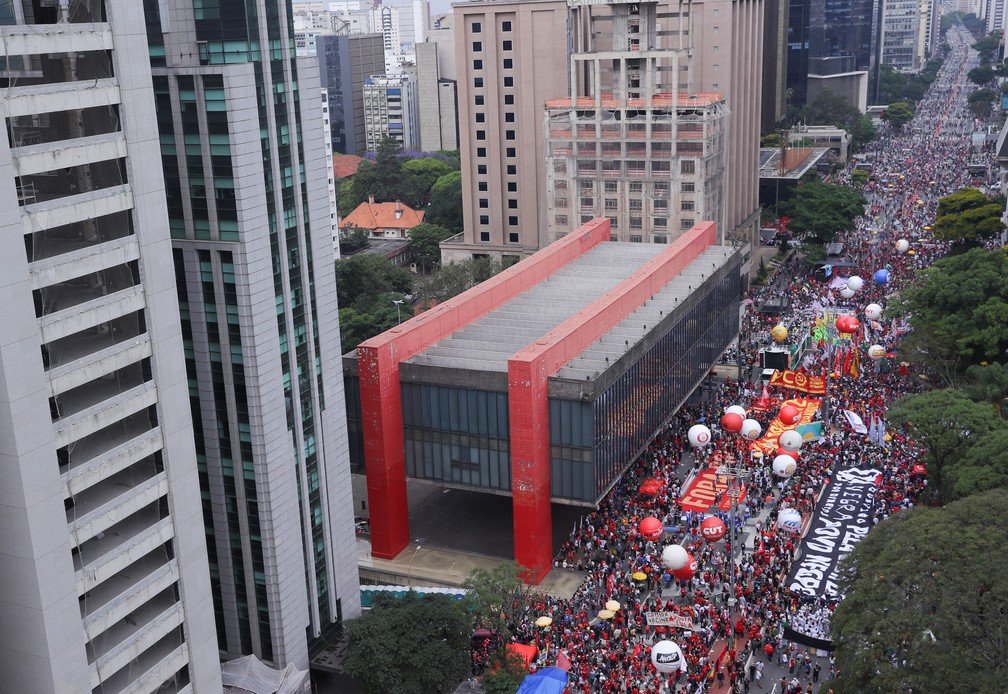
[[874, 269, 890, 285]]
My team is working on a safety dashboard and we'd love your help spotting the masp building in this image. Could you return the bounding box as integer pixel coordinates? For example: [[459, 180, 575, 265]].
[[344, 219, 741, 581]]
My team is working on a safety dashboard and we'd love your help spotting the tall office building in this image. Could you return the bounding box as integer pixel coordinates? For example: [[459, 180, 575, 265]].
[[543, 1, 728, 244], [444, 0, 762, 263], [416, 40, 459, 152], [762, 0, 790, 130], [144, 0, 361, 669], [0, 1, 221, 692], [318, 32, 386, 155], [879, 0, 924, 72], [364, 74, 420, 151]]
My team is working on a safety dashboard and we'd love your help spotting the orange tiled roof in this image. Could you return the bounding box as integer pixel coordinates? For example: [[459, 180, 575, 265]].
[[333, 153, 364, 179], [340, 200, 425, 230]]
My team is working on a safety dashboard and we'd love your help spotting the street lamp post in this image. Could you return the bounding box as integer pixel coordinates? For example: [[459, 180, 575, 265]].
[[406, 544, 422, 588], [393, 298, 404, 324], [716, 451, 751, 631]]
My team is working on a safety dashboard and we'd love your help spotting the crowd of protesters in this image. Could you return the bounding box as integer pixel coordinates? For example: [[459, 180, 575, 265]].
[[482, 26, 994, 694]]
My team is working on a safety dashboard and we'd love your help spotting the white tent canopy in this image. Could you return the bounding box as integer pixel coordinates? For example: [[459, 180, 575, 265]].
[[221, 654, 311, 694]]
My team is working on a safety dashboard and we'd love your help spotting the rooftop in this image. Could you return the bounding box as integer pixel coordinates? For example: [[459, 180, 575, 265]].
[[758, 147, 831, 180], [333, 153, 363, 179], [545, 92, 725, 110], [340, 198, 424, 230]]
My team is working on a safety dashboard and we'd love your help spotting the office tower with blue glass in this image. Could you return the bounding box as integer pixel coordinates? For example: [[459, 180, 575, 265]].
[[143, 0, 361, 669]]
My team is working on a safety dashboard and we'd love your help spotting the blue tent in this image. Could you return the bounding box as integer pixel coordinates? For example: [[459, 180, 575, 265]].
[[515, 667, 568, 694]]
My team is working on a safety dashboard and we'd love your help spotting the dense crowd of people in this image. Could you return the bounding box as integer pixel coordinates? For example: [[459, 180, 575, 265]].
[[481, 25, 995, 694]]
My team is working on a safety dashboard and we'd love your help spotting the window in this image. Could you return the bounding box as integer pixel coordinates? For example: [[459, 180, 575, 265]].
[[473, 59, 483, 70], [555, 196, 567, 207], [475, 95, 485, 106], [505, 112, 515, 123], [629, 235, 643, 243], [681, 182, 695, 192], [508, 199, 518, 209], [503, 58, 513, 69], [502, 20, 512, 31], [477, 147, 486, 157], [480, 231, 490, 241], [479, 198, 489, 208], [580, 196, 594, 208], [478, 164, 487, 175], [474, 77, 484, 88], [681, 160, 696, 174], [507, 182, 517, 192], [604, 199, 617, 210], [505, 130, 516, 141], [629, 217, 643, 230], [476, 112, 485, 123], [508, 215, 519, 226], [503, 76, 514, 87], [476, 130, 486, 140], [503, 40, 513, 50], [604, 181, 618, 193], [507, 164, 517, 175], [555, 214, 568, 225], [478, 181, 488, 191], [506, 147, 516, 157], [472, 21, 482, 32], [681, 200, 695, 211], [479, 215, 490, 225], [504, 94, 514, 105], [681, 218, 694, 230], [509, 232, 519, 243], [630, 181, 643, 193], [473, 41, 482, 51]]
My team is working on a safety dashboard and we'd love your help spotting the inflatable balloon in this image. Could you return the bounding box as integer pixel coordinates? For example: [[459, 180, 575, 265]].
[[720, 412, 744, 434], [688, 424, 712, 448], [868, 344, 886, 361], [740, 418, 763, 440], [672, 554, 698, 581], [846, 317, 861, 334], [840, 286, 856, 299], [662, 544, 688, 571], [725, 405, 747, 418], [779, 429, 803, 452], [911, 464, 928, 478], [874, 268, 890, 285], [639, 516, 663, 541], [776, 447, 799, 463], [651, 640, 685, 673], [772, 454, 797, 478], [846, 275, 864, 292], [770, 323, 789, 342], [896, 239, 910, 253], [835, 315, 852, 333], [700, 516, 727, 543], [778, 405, 801, 426], [865, 303, 883, 321], [777, 508, 802, 534]]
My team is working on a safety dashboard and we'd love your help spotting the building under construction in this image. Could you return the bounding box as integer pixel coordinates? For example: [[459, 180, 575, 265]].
[[544, 0, 727, 244]]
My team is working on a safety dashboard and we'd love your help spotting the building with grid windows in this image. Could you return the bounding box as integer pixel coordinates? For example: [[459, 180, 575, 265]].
[[344, 219, 741, 581], [144, 0, 360, 670], [363, 73, 420, 152], [880, 0, 924, 72], [0, 1, 221, 692]]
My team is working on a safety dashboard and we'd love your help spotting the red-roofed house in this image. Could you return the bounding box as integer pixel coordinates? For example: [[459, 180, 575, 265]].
[[332, 153, 364, 180], [339, 196, 425, 239]]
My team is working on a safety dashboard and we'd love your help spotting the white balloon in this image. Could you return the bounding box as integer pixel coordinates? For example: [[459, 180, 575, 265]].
[[865, 303, 883, 321], [846, 275, 864, 292], [840, 286, 856, 299], [772, 454, 797, 478], [740, 418, 762, 441], [896, 239, 910, 253], [687, 424, 712, 448], [777, 508, 803, 534], [779, 429, 803, 452], [725, 405, 747, 418], [868, 344, 886, 361], [662, 544, 688, 571], [651, 640, 685, 673]]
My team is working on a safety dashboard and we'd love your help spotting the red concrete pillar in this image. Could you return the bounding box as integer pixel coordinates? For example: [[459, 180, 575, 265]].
[[357, 343, 410, 559], [508, 359, 553, 584]]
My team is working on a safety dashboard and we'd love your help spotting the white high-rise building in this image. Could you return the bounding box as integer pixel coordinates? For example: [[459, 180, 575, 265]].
[[880, 0, 924, 72], [364, 74, 421, 151], [0, 2, 221, 692]]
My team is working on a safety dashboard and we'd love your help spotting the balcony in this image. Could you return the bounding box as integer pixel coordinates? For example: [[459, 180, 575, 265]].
[[39, 284, 145, 344], [75, 511, 174, 595], [82, 553, 178, 640], [44, 308, 144, 369], [52, 379, 157, 449], [22, 184, 133, 235], [13, 131, 126, 178], [47, 333, 151, 397], [64, 421, 162, 498], [96, 635, 190, 694], [89, 592, 184, 686], [2, 77, 119, 118], [30, 234, 138, 291], [68, 467, 168, 545]]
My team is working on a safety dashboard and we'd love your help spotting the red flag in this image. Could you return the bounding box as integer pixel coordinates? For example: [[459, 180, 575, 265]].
[[557, 651, 572, 671], [606, 573, 615, 596]]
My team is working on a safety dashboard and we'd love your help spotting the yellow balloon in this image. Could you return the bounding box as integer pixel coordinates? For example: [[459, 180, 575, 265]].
[[771, 324, 789, 342]]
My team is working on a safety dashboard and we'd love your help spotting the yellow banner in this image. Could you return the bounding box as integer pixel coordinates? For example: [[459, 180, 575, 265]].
[[752, 397, 821, 455]]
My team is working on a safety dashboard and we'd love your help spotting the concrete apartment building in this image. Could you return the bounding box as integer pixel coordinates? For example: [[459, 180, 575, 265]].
[[0, 1, 221, 692], [318, 32, 386, 155], [879, 0, 924, 72], [364, 73, 421, 151], [416, 40, 459, 151], [444, 0, 762, 267], [543, 1, 728, 245], [144, 0, 360, 670]]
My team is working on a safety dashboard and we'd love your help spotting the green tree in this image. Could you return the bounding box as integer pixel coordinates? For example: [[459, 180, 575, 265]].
[[886, 389, 1003, 501], [335, 253, 413, 306], [963, 362, 1008, 416], [481, 649, 528, 694], [876, 64, 908, 104], [932, 188, 1005, 248], [338, 225, 370, 255], [760, 133, 783, 147], [973, 32, 1002, 61], [850, 168, 869, 187], [785, 181, 866, 245], [832, 489, 1008, 694], [968, 88, 995, 119], [954, 429, 1008, 497], [344, 592, 471, 694], [462, 562, 538, 639], [798, 89, 878, 151], [896, 247, 1008, 380], [337, 178, 357, 217], [408, 222, 453, 273], [881, 100, 914, 129], [402, 157, 455, 203], [425, 170, 463, 234], [968, 64, 995, 84], [414, 257, 505, 306]]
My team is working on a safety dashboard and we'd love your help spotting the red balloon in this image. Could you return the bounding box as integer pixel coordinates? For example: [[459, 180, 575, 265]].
[[672, 554, 698, 580], [911, 464, 928, 477], [776, 447, 799, 462], [639, 516, 664, 541], [847, 317, 861, 334], [778, 405, 801, 426], [720, 412, 744, 433], [700, 516, 727, 543]]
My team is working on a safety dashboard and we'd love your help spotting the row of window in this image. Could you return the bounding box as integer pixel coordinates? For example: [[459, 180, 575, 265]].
[[471, 20, 513, 33]]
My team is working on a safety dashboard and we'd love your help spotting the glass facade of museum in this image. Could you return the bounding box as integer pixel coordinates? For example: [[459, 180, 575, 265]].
[[345, 260, 740, 504]]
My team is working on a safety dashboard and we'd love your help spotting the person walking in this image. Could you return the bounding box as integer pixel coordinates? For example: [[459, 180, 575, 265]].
[[813, 662, 821, 683]]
